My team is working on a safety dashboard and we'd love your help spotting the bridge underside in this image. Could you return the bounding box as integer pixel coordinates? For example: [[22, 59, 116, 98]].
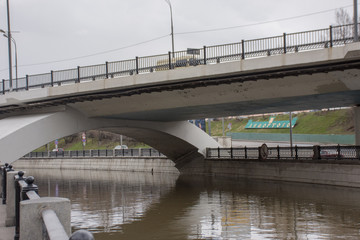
[[0, 107, 219, 171]]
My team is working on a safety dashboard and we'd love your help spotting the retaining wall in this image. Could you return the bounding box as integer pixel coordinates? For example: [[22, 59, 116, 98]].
[[12, 157, 360, 188]]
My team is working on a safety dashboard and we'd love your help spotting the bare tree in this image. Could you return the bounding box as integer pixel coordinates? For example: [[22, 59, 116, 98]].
[[334, 8, 353, 41]]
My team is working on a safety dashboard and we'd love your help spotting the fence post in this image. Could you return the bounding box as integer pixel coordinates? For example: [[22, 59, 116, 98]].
[[203, 46, 207, 65], [277, 145, 280, 159], [337, 144, 341, 160], [244, 146, 247, 159], [230, 147, 233, 159], [168, 51, 172, 70], [295, 145, 298, 160], [77, 66, 80, 83], [313, 145, 321, 160], [2, 163, 9, 204], [241, 40, 245, 59], [25, 75, 29, 90], [218, 147, 220, 158], [105, 61, 109, 78], [283, 33, 287, 54], [136, 56, 139, 74], [2, 79, 5, 94], [329, 25, 333, 47], [50, 70, 54, 87]]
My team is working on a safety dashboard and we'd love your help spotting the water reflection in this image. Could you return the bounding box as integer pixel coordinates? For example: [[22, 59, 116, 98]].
[[24, 169, 360, 240]]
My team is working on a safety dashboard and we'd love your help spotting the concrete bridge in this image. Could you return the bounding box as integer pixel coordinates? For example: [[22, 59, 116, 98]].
[[1, 25, 360, 171]]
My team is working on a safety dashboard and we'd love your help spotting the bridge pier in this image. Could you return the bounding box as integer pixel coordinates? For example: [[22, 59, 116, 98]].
[[354, 106, 360, 145]]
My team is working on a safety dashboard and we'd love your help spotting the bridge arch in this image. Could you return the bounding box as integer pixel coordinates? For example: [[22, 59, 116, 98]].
[[0, 107, 219, 171]]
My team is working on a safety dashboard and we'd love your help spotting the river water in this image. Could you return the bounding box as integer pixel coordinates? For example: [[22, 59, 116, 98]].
[[24, 169, 360, 240]]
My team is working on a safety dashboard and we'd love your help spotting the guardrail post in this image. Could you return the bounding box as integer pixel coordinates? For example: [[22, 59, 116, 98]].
[[218, 147, 220, 158], [230, 147, 233, 159], [50, 70, 54, 87], [25, 75, 29, 90], [2, 79, 5, 94], [77, 66, 81, 83], [295, 145, 298, 160], [241, 40, 245, 59], [203, 46, 207, 65], [105, 61, 109, 78], [136, 56, 139, 74], [244, 146, 247, 159], [277, 145, 280, 159], [168, 51, 172, 70], [283, 33, 287, 54], [337, 144, 341, 160], [329, 25, 333, 47]]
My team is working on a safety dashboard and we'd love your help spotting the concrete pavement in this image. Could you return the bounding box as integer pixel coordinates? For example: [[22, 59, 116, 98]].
[[0, 199, 14, 240]]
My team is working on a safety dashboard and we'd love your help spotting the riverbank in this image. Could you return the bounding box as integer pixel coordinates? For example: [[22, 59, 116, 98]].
[[13, 156, 360, 188]]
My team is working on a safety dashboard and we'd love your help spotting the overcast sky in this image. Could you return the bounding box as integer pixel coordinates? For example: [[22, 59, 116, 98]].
[[0, 0, 355, 80]]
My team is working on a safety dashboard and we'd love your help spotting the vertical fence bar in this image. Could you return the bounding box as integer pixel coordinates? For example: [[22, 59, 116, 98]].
[[2, 80, 4, 94], [337, 144, 341, 160], [295, 145, 298, 160], [218, 147, 220, 158], [283, 33, 287, 54], [244, 146, 247, 159], [277, 145, 280, 159], [230, 147, 233, 159]]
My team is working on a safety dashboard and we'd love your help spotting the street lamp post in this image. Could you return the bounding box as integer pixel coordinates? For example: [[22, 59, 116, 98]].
[[1, 31, 18, 91], [355, 0, 359, 41], [6, 0, 13, 91], [165, 0, 175, 58]]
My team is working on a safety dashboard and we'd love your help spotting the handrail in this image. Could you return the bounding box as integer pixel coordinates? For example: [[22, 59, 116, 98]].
[[0, 168, 96, 240], [0, 23, 358, 95], [206, 144, 360, 161], [22, 148, 165, 158]]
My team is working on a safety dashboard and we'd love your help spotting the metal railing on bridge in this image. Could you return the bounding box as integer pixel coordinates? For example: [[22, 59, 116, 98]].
[[1, 24, 357, 94], [206, 145, 360, 161], [23, 148, 165, 158]]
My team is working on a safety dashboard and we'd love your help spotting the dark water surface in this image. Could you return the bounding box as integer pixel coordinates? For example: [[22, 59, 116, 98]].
[[24, 169, 360, 240]]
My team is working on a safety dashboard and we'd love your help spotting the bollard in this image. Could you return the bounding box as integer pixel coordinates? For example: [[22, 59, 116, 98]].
[[69, 230, 94, 240], [14, 171, 25, 240]]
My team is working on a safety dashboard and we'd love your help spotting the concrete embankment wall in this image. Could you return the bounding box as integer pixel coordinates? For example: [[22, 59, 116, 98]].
[[13, 157, 179, 174], [13, 157, 360, 188]]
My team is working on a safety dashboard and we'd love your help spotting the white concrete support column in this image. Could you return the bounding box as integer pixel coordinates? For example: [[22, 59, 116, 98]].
[[20, 197, 71, 240], [354, 106, 360, 145], [5, 171, 18, 226]]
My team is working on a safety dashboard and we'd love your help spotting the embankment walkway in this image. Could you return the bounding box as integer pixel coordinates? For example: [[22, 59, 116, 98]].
[[0, 199, 14, 240]]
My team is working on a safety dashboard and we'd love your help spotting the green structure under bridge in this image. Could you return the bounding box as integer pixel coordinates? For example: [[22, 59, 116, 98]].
[[245, 116, 297, 129]]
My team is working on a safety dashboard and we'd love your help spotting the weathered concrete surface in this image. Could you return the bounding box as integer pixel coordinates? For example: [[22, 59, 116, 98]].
[[0, 199, 15, 240], [20, 197, 70, 240], [13, 157, 179, 174], [5, 171, 19, 227]]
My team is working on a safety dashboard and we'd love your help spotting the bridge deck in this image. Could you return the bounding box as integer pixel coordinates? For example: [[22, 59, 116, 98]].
[[0, 199, 14, 240]]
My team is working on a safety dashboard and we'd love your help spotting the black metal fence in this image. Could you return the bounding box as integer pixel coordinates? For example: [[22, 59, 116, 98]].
[[1, 24, 358, 94], [23, 148, 165, 158], [206, 145, 360, 161]]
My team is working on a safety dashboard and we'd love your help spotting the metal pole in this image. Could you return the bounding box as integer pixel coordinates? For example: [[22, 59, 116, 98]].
[[289, 112, 293, 157], [355, 0, 359, 42], [165, 0, 175, 58], [10, 36, 17, 90], [6, 0, 13, 91]]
